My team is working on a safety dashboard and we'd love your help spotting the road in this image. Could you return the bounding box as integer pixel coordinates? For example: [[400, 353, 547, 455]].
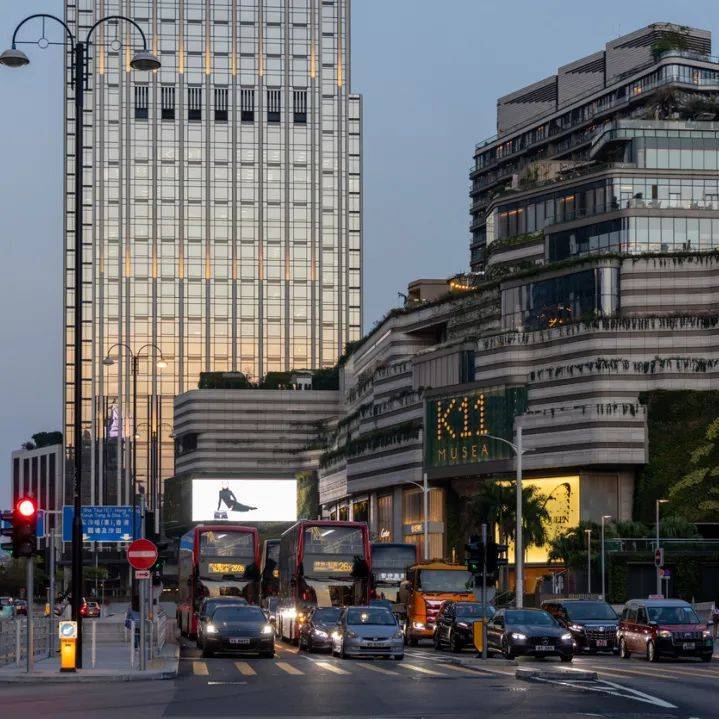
[[0, 639, 717, 717]]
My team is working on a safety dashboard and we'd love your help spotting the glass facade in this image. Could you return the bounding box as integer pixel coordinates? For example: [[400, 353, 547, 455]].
[[64, 0, 362, 510], [501, 267, 620, 330], [402, 487, 444, 560]]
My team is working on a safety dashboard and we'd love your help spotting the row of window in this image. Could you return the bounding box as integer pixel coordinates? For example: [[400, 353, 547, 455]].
[[134, 85, 308, 124]]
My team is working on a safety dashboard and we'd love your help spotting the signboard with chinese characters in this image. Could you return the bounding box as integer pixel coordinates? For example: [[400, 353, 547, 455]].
[[208, 562, 246, 575], [424, 386, 527, 470], [62, 505, 142, 542], [311, 560, 353, 574]]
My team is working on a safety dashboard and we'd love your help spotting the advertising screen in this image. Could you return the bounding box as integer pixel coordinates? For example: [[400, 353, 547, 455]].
[[191, 479, 297, 523]]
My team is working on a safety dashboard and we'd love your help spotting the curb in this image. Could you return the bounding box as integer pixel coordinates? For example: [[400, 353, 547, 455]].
[[516, 666, 597, 681], [445, 656, 518, 673]]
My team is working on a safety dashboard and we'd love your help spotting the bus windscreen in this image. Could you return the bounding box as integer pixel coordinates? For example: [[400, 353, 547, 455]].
[[199, 531, 255, 580], [303, 526, 366, 578]]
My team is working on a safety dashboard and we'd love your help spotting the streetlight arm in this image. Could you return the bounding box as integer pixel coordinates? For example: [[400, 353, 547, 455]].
[[11, 14, 75, 47], [86, 15, 149, 48], [482, 433, 523, 455], [135, 343, 165, 360], [104, 342, 135, 361]]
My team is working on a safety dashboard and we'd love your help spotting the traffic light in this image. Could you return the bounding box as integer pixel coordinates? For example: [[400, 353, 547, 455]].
[[12, 497, 38, 558], [485, 540, 509, 576], [465, 535, 484, 575]]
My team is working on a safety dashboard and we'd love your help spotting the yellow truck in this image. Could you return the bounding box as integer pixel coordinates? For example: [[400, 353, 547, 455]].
[[399, 561, 475, 646]]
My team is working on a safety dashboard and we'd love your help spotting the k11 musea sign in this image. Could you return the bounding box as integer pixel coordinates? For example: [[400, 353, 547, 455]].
[[424, 385, 527, 469]]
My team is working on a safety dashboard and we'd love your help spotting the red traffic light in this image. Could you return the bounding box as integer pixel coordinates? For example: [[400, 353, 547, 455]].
[[16, 498, 37, 517]]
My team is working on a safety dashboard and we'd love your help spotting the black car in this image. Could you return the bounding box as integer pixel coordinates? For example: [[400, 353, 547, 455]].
[[202, 605, 275, 658], [433, 601, 495, 653], [487, 608, 575, 662], [197, 596, 249, 649], [542, 599, 619, 653], [298, 606, 342, 653]]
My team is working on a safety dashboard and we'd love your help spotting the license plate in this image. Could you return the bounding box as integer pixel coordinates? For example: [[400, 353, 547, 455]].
[[364, 642, 387, 648], [682, 642, 695, 650], [229, 638, 250, 645], [595, 640, 608, 647], [535, 645, 553, 652]]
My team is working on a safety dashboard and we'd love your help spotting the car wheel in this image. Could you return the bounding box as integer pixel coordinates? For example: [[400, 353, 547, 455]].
[[432, 632, 442, 651], [501, 638, 514, 661], [450, 632, 463, 654], [646, 641, 658, 663], [261, 650, 275, 659], [560, 654, 573, 663], [340, 641, 348, 660], [307, 637, 315, 654], [393, 654, 404, 661], [619, 638, 631, 660]]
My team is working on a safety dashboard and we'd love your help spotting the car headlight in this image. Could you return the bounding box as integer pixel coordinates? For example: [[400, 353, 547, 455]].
[[560, 633, 573, 641], [658, 630, 673, 639], [313, 629, 329, 639], [331, 631, 341, 640], [393, 628, 404, 639], [702, 630, 712, 639], [346, 629, 358, 639], [456, 622, 469, 629], [412, 621, 425, 630], [206, 624, 219, 634], [261, 624, 274, 635], [568, 624, 584, 633], [511, 632, 527, 641]]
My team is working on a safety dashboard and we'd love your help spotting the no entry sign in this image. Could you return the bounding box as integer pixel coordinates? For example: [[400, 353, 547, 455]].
[[127, 538, 158, 570]]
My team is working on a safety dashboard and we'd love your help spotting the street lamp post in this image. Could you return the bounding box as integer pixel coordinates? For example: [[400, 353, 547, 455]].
[[656, 498, 669, 595], [103, 344, 166, 541], [0, 12, 160, 669], [482, 428, 526, 608], [585, 528, 592, 595], [136, 422, 174, 536], [601, 515, 612, 601], [403, 473, 430, 560]]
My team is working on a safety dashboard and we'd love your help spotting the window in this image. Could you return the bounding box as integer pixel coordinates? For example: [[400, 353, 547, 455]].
[[241, 88, 255, 122], [459, 350, 475, 383], [188, 86, 202, 122], [267, 88, 281, 123], [293, 88, 307, 124], [161, 85, 175, 120], [214, 86, 228, 122], [134, 84, 149, 120]]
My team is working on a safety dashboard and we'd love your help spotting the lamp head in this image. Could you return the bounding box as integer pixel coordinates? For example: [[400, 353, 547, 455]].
[[0, 48, 30, 68], [156, 359, 168, 370], [130, 50, 161, 72], [102, 357, 115, 367]]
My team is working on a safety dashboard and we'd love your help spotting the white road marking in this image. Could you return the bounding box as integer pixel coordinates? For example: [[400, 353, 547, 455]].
[[356, 662, 400, 676], [234, 661, 257, 676], [276, 661, 304, 675], [192, 661, 209, 676], [400, 663, 443, 676], [315, 661, 350, 675]]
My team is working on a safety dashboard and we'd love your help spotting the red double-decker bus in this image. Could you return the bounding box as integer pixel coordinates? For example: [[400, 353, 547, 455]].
[[177, 524, 260, 637], [276, 520, 371, 643]]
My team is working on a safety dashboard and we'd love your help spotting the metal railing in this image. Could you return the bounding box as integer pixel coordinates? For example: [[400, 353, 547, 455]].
[[0, 617, 56, 667]]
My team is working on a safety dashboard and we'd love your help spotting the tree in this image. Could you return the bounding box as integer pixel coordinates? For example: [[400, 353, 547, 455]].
[[548, 521, 608, 569], [297, 472, 319, 519], [669, 417, 719, 519]]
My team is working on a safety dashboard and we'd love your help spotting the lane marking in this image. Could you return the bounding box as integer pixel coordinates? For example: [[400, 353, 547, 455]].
[[400, 662, 443, 676], [276, 661, 304, 675], [601, 679, 678, 709], [315, 661, 350, 675], [441, 663, 486, 676], [192, 661, 209, 676], [355, 662, 400, 676], [234, 661, 257, 676]]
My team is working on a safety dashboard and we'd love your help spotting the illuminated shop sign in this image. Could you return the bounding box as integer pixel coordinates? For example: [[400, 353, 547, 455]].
[[425, 386, 527, 469]]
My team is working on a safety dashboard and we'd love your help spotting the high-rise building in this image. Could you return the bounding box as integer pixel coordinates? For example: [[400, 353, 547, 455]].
[[63, 1, 362, 513]]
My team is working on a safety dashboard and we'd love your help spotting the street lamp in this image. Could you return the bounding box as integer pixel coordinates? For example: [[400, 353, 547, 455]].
[[601, 515, 612, 600], [103, 343, 167, 540], [656, 498, 669, 595], [481, 427, 527, 608], [0, 12, 160, 669], [136, 421, 174, 535], [403, 473, 430, 560], [585, 528, 592, 595]]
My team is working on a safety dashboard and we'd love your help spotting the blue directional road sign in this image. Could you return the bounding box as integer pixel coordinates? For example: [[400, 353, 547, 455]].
[[62, 505, 142, 542]]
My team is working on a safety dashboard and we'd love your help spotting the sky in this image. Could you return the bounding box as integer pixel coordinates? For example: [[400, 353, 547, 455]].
[[0, 0, 717, 506]]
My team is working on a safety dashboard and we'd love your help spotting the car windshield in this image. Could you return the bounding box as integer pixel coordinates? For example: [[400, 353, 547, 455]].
[[346, 608, 396, 626], [211, 606, 266, 623], [313, 608, 342, 623], [206, 599, 247, 614], [506, 610, 557, 627], [565, 602, 617, 621], [647, 605, 700, 625], [418, 569, 473, 593], [455, 603, 495, 619]]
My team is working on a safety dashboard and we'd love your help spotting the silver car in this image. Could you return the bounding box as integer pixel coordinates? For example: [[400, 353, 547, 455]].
[[331, 606, 404, 660]]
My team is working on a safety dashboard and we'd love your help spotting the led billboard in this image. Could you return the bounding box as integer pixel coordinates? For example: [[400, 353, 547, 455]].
[[191, 479, 297, 523]]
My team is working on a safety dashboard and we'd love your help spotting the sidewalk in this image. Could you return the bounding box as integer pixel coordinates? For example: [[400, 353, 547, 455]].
[[0, 624, 179, 683]]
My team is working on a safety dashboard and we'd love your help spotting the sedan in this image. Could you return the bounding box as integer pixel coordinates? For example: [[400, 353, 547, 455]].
[[81, 601, 101, 618], [433, 601, 495, 653], [197, 597, 249, 649], [202, 605, 275, 658], [332, 606, 404, 660], [299, 606, 342, 652], [487, 608, 574, 662]]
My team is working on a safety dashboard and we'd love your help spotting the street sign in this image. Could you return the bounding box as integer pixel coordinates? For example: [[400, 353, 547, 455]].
[[135, 569, 151, 580], [127, 538, 158, 570], [59, 621, 78, 639], [654, 548, 664, 568], [62, 505, 142, 542], [37, 510, 45, 539], [660, 567, 671, 579]]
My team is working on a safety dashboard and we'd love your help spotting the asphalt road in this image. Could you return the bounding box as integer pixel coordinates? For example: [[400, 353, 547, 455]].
[[0, 638, 717, 718]]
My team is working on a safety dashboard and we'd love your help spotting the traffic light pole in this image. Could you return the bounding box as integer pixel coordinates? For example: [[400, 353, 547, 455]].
[[26, 557, 34, 672], [481, 524, 488, 660]]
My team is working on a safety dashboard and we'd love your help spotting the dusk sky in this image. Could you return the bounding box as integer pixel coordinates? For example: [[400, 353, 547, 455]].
[[0, 0, 716, 505]]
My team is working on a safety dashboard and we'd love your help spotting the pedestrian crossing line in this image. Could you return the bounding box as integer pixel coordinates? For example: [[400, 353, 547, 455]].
[[276, 661, 304, 675], [193, 661, 209, 676], [439, 663, 484, 676], [315, 661, 351, 675], [399, 663, 443, 676], [355, 662, 400, 676], [234, 661, 257, 676]]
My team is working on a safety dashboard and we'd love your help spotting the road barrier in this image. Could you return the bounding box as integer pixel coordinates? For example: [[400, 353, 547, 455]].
[[0, 617, 56, 667]]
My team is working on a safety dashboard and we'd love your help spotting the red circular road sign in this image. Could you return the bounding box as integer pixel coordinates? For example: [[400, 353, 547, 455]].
[[127, 538, 158, 570]]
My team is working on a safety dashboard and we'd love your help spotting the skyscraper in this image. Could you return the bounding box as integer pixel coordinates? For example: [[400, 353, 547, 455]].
[[63, 0, 362, 512]]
